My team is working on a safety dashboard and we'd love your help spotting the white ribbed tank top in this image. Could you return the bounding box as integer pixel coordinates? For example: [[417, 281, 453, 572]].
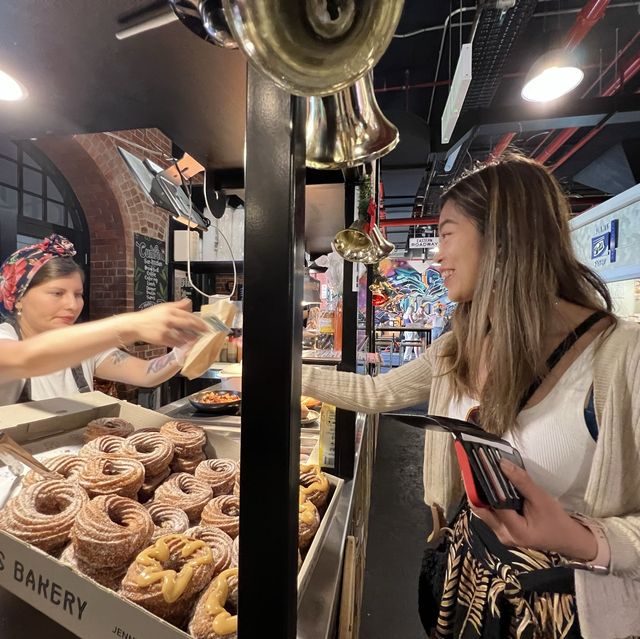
[[448, 341, 597, 512]]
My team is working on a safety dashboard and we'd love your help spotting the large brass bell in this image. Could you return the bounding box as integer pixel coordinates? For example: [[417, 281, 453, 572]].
[[306, 74, 399, 170], [332, 219, 374, 263], [221, 0, 405, 96]]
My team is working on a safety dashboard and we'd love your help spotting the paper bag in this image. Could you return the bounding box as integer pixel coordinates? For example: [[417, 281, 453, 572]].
[[180, 299, 237, 380]]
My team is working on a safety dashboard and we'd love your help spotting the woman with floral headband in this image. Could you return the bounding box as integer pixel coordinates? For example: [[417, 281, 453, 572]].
[[0, 234, 206, 404]]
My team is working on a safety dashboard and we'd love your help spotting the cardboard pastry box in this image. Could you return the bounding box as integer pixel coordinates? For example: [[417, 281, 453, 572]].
[[0, 392, 341, 639]]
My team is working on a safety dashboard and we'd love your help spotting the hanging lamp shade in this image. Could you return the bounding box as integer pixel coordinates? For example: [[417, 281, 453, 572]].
[[521, 49, 584, 103]]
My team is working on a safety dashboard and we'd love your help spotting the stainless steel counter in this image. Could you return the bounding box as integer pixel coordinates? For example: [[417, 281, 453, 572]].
[[159, 391, 370, 639]]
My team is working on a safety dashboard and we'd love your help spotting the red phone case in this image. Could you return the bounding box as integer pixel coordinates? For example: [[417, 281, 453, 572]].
[[454, 440, 489, 510]]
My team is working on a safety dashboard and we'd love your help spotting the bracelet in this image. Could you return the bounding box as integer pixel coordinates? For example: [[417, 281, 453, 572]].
[[561, 512, 610, 575]]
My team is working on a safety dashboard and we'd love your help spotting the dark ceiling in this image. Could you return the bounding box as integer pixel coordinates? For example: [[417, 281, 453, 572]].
[[0, 1, 639, 253]]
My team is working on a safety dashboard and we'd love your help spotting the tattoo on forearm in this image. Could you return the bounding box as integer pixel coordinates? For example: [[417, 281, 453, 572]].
[[110, 350, 131, 365], [146, 352, 177, 375]]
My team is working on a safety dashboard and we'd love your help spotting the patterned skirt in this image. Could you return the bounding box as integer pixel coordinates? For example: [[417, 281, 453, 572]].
[[419, 505, 582, 639]]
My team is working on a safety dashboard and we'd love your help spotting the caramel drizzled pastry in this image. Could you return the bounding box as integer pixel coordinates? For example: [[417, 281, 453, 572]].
[[0, 479, 88, 554], [299, 464, 330, 511], [77, 456, 145, 499], [83, 417, 134, 442], [153, 473, 213, 522], [146, 502, 190, 542], [298, 497, 320, 550], [126, 432, 175, 477], [71, 495, 154, 569], [159, 421, 206, 457], [185, 526, 234, 576], [21, 454, 86, 487], [200, 496, 240, 539], [189, 567, 239, 639], [120, 534, 214, 626], [195, 459, 239, 496]]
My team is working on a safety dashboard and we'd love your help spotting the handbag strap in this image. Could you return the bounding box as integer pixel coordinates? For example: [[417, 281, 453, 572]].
[[519, 310, 607, 410]]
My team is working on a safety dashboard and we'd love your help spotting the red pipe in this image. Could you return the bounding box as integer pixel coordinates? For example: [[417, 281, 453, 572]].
[[536, 53, 640, 165], [380, 217, 439, 228], [487, 0, 611, 159], [564, 0, 611, 51]]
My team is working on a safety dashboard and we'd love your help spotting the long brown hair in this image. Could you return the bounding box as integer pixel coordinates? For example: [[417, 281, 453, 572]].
[[440, 153, 612, 435]]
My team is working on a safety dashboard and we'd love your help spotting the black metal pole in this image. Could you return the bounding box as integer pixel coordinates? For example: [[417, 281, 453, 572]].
[[238, 64, 306, 639], [333, 179, 357, 478]]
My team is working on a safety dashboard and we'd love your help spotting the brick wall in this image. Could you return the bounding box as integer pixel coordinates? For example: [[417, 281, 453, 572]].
[[36, 129, 182, 401]]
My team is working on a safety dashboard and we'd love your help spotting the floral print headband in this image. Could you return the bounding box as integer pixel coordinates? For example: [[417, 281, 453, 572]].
[[0, 234, 77, 317]]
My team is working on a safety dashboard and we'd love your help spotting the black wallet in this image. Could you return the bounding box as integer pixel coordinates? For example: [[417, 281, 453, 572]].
[[388, 413, 525, 512]]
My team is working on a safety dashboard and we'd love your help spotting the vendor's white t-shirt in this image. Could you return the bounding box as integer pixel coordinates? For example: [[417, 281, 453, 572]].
[[0, 323, 116, 406]]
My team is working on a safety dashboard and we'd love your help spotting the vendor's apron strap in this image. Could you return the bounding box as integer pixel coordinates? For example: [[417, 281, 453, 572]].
[[9, 318, 91, 402]]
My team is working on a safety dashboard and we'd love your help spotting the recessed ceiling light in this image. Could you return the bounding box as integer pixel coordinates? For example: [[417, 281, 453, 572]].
[[0, 69, 28, 101], [521, 49, 584, 103]]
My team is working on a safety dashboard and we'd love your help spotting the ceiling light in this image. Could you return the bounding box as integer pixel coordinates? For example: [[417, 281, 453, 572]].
[[521, 50, 584, 103], [0, 69, 28, 101]]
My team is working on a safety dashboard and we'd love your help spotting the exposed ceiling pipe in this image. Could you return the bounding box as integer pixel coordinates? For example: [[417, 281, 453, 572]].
[[535, 52, 640, 165], [530, 29, 639, 156], [380, 217, 440, 228], [486, 0, 611, 159], [548, 55, 640, 170]]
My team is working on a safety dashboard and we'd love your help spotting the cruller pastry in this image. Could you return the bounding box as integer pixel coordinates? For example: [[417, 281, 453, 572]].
[[299, 464, 330, 511], [200, 495, 240, 539], [146, 502, 190, 542], [185, 525, 234, 576], [159, 420, 206, 458], [77, 456, 145, 499], [71, 494, 154, 569], [126, 432, 175, 477], [298, 497, 320, 551], [120, 534, 215, 626], [83, 417, 135, 442], [0, 479, 88, 554], [195, 459, 239, 496], [153, 472, 213, 522], [171, 450, 206, 475], [21, 454, 86, 487], [188, 567, 239, 639], [78, 434, 133, 459]]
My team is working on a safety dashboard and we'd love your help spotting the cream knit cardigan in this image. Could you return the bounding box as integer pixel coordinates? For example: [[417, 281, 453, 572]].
[[302, 320, 640, 639]]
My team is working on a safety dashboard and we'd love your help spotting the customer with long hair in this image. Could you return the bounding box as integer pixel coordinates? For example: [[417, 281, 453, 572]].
[[303, 154, 640, 638], [0, 234, 206, 404]]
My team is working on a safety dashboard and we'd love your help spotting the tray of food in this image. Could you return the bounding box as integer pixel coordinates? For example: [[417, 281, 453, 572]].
[[188, 390, 242, 414]]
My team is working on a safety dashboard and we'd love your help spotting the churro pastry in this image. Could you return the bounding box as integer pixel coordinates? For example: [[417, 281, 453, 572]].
[[159, 421, 206, 457], [78, 434, 133, 459], [188, 567, 239, 639], [83, 417, 134, 442], [298, 498, 320, 550], [138, 467, 171, 503], [59, 544, 127, 591], [146, 502, 190, 542], [231, 535, 239, 567], [70, 495, 153, 569], [153, 473, 213, 522], [0, 479, 88, 554], [195, 459, 239, 496], [77, 456, 145, 499], [299, 464, 330, 511], [200, 496, 240, 539], [120, 534, 215, 625], [171, 450, 206, 475], [185, 526, 234, 576], [21, 454, 86, 487], [126, 432, 175, 476]]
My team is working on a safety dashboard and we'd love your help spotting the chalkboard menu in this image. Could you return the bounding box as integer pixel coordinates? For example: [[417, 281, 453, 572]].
[[134, 233, 168, 309]]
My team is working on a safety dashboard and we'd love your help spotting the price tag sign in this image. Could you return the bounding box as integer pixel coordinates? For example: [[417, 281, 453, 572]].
[[318, 403, 336, 469]]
